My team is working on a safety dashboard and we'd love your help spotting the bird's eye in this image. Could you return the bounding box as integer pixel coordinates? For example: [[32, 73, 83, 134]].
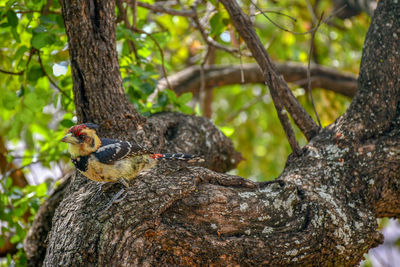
[[78, 134, 86, 140]]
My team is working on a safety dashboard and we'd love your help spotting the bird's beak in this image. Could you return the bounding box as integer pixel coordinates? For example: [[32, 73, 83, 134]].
[[61, 133, 79, 144]]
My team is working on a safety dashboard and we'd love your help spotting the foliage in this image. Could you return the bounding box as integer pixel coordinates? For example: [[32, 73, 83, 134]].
[[0, 178, 47, 266], [0, 0, 379, 264]]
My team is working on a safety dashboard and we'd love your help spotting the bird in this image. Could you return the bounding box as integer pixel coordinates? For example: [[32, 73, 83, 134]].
[[61, 123, 203, 208]]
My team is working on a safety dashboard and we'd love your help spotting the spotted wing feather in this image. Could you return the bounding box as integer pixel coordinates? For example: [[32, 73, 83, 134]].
[[94, 138, 148, 164]]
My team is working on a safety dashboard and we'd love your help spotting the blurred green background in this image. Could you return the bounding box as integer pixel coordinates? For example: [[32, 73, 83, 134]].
[[1, 0, 397, 266]]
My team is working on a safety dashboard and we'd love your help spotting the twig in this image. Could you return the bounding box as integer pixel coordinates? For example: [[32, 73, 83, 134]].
[[254, 10, 297, 23], [1, 159, 43, 181], [117, 0, 139, 60], [191, 3, 239, 54], [269, 84, 302, 155], [137, 1, 196, 17], [221, 0, 320, 141], [15, 10, 60, 14], [0, 69, 24, 75], [199, 48, 211, 114], [237, 34, 245, 83], [133, 28, 173, 91], [0, 47, 35, 76], [37, 52, 72, 101], [307, 12, 323, 128], [250, 0, 346, 36]]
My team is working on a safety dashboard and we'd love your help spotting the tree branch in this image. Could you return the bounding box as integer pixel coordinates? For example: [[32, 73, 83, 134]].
[[156, 62, 358, 98], [136, 1, 196, 17], [337, 2, 400, 139], [31, 1, 400, 266], [220, 0, 320, 141], [60, 0, 145, 135]]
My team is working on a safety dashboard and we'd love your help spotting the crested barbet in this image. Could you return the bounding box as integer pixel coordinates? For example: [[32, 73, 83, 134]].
[[61, 123, 203, 188]]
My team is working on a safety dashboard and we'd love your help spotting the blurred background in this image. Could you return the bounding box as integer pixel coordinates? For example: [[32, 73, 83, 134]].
[[0, 0, 398, 266]]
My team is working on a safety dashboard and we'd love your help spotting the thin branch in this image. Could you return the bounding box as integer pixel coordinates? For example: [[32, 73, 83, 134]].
[[191, 3, 239, 54], [269, 80, 302, 155], [214, 0, 321, 140], [199, 48, 211, 115], [131, 0, 137, 28], [1, 159, 43, 181], [137, 1, 196, 17], [250, 0, 346, 36], [307, 12, 323, 128], [15, 10, 60, 14], [254, 9, 297, 23], [0, 47, 35, 76], [117, 0, 139, 60], [237, 34, 245, 83], [133, 27, 173, 91], [0, 69, 24, 75], [37, 52, 72, 101]]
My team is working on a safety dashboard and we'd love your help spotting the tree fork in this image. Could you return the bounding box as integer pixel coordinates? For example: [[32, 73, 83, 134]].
[[25, 1, 400, 266]]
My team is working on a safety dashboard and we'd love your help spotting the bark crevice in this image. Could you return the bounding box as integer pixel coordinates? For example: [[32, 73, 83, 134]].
[[24, 1, 400, 266]]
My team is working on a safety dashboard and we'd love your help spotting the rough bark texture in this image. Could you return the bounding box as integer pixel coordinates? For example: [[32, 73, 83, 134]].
[[157, 63, 358, 98], [25, 1, 400, 266], [24, 174, 71, 267], [60, 0, 145, 136]]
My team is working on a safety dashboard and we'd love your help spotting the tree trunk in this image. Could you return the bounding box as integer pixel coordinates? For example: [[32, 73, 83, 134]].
[[25, 1, 400, 266]]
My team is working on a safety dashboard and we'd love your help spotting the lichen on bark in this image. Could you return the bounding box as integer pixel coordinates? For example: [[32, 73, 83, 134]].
[[25, 1, 400, 266]]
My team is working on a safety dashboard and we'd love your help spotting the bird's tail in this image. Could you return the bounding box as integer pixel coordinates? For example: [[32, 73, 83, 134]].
[[150, 153, 204, 163]]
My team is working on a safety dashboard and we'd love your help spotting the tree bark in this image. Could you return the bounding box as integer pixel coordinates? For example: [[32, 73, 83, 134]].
[[26, 1, 400, 266], [60, 0, 144, 136]]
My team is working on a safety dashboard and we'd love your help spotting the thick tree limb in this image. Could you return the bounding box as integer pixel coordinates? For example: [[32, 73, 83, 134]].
[[337, 2, 400, 139], [24, 173, 71, 267], [156, 62, 358, 98], [220, 0, 320, 141], [60, 0, 145, 135], [29, 1, 400, 266]]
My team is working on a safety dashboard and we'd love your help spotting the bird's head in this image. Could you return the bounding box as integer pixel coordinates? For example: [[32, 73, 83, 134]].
[[61, 123, 101, 157]]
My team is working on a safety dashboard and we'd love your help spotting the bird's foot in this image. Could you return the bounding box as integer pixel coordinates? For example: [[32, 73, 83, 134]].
[[103, 188, 128, 211]]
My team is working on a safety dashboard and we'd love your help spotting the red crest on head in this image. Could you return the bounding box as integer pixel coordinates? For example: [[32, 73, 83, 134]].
[[68, 124, 87, 136]]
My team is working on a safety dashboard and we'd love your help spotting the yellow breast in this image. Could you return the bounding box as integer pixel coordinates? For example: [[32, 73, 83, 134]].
[[79, 155, 156, 183]]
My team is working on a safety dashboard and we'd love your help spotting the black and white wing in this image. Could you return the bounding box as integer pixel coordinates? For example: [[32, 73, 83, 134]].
[[93, 138, 148, 164]]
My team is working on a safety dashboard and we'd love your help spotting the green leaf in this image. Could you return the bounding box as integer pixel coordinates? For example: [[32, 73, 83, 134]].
[[40, 15, 57, 25], [3, 91, 19, 110], [6, 177, 13, 189], [14, 46, 29, 61], [24, 92, 45, 112], [177, 92, 193, 105], [165, 89, 176, 102], [6, 0, 18, 10], [219, 126, 235, 137], [6, 10, 18, 28], [10, 234, 20, 244], [178, 105, 193, 114], [141, 82, 155, 95], [31, 32, 56, 49], [210, 13, 225, 37], [19, 109, 34, 123], [157, 92, 168, 107], [11, 27, 20, 42], [60, 119, 75, 128], [35, 183, 47, 197], [33, 25, 47, 34], [27, 66, 44, 82]]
